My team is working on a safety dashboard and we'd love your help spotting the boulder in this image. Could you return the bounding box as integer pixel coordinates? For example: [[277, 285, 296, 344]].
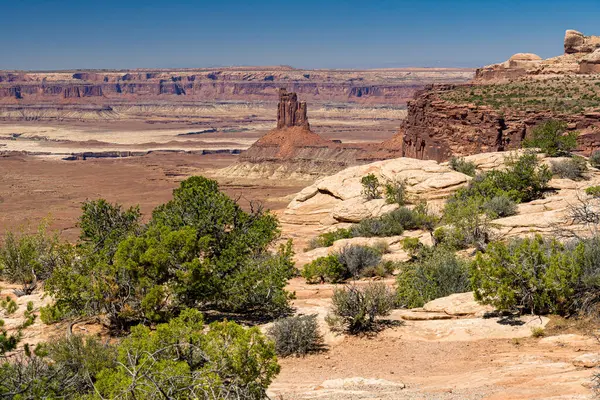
[[572, 353, 600, 368], [565, 29, 600, 55], [422, 292, 494, 317]]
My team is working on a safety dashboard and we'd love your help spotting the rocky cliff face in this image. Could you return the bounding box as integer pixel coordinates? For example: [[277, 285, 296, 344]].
[[398, 84, 600, 162], [475, 30, 600, 82]]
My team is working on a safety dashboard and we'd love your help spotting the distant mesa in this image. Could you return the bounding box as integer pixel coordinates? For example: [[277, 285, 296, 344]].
[[475, 29, 600, 81]]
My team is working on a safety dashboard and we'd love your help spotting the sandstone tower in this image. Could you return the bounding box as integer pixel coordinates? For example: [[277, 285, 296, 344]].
[[276, 88, 309, 129]]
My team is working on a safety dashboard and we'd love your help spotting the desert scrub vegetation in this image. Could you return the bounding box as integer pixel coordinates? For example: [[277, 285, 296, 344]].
[[361, 173, 381, 200], [9, 176, 298, 331], [396, 246, 470, 308], [384, 178, 408, 205], [470, 235, 600, 316], [302, 244, 390, 283], [361, 174, 409, 206], [589, 151, 600, 168], [439, 76, 600, 114], [0, 222, 72, 296], [305, 227, 352, 250], [307, 203, 438, 249], [326, 282, 395, 334], [523, 120, 579, 157], [449, 156, 477, 177], [268, 314, 324, 357], [550, 157, 588, 180], [352, 203, 437, 238], [0, 309, 279, 399], [442, 152, 549, 248]]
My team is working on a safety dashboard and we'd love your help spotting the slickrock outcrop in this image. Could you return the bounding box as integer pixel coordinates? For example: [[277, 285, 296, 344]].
[[281, 157, 471, 226], [475, 29, 600, 81], [282, 150, 600, 241]]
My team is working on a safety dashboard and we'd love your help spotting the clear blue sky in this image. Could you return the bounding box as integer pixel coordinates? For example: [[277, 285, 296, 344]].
[[3, 0, 600, 70]]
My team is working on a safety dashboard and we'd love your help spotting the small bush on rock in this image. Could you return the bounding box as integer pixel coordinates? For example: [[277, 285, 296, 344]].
[[449, 157, 477, 177], [302, 255, 347, 284], [523, 120, 579, 157], [327, 283, 395, 334], [337, 245, 382, 278], [470, 236, 581, 315], [550, 157, 588, 180], [482, 194, 518, 218], [351, 204, 437, 238], [268, 314, 324, 357], [306, 228, 353, 250], [384, 178, 408, 205], [586, 185, 600, 198], [361, 174, 381, 200], [589, 151, 600, 168], [396, 247, 470, 308]]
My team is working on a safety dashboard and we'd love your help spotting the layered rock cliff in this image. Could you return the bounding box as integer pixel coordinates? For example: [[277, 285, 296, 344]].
[[0, 67, 473, 114], [398, 84, 600, 162]]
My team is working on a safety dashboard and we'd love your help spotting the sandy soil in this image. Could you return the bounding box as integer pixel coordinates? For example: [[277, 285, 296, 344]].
[[0, 152, 304, 241]]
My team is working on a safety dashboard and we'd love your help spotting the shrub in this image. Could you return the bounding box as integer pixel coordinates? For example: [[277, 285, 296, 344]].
[[0, 223, 71, 293], [361, 174, 381, 200], [337, 245, 382, 278], [482, 194, 518, 218], [372, 240, 390, 255], [470, 236, 581, 315], [360, 262, 395, 278], [327, 283, 395, 334], [384, 179, 408, 205], [306, 228, 352, 250], [444, 153, 551, 248], [0, 309, 280, 399], [43, 176, 295, 330], [351, 204, 437, 238], [443, 196, 493, 249], [302, 255, 347, 284], [523, 120, 579, 156], [451, 152, 551, 204], [396, 247, 470, 308], [351, 218, 397, 238], [268, 314, 324, 357], [531, 326, 545, 338], [449, 157, 477, 177], [550, 157, 588, 180], [589, 151, 600, 168], [585, 185, 600, 198]]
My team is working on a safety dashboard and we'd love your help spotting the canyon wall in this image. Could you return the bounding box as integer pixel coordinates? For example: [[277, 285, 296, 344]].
[[0, 67, 473, 121], [399, 85, 600, 162]]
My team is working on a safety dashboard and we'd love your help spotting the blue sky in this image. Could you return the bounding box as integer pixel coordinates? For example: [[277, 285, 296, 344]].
[[2, 0, 600, 70]]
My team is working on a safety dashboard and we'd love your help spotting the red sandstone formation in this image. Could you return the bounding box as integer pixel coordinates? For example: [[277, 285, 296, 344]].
[[239, 89, 389, 174], [397, 84, 600, 162], [276, 89, 309, 129]]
